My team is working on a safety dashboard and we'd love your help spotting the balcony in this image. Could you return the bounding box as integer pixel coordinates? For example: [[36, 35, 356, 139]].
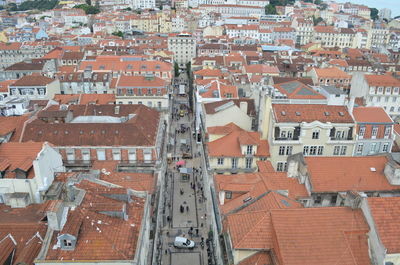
[[63, 159, 156, 168]]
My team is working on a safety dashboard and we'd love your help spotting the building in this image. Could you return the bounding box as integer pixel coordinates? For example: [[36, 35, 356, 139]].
[[58, 72, 113, 95], [287, 154, 400, 207], [20, 104, 164, 170], [207, 124, 269, 174], [8, 74, 61, 100], [35, 175, 151, 265], [352, 107, 395, 156], [115, 74, 169, 110], [168, 32, 197, 67], [0, 142, 63, 207], [379, 8, 392, 21], [308, 67, 351, 93], [350, 74, 400, 119], [262, 104, 355, 171]]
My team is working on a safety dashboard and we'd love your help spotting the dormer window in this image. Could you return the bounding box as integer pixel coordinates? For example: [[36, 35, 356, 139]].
[[225, 191, 232, 199], [63, 239, 72, 247], [246, 145, 253, 155]]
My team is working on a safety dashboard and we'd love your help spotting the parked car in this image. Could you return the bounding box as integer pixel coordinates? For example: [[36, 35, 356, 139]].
[[174, 236, 195, 249]]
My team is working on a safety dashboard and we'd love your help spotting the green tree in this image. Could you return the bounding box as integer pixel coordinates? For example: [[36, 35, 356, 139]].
[[112, 31, 124, 38], [312, 15, 323, 26], [265, 4, 276, 14], [186, 61, 194, 111], [370, 8, 379, 20], [85, 0, 91, 5], [174, 62, 179, 77]]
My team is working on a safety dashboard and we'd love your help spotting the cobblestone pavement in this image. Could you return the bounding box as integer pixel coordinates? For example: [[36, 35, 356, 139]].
[[159, 73, 212, 265]]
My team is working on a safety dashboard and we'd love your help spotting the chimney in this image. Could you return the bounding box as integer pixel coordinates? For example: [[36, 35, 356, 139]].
[[46, 200, 66, 231], [348, 96, 355, 114], [114, 106, 120, 115], [239, 101, 248, 114], [384, 157, 400, 185]]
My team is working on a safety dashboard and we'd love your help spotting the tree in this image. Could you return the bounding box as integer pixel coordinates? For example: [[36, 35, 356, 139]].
[[174, 62, 179, 77], [186, 61, 194, 111], [85, 0, 91, 5], [312, 15, 323, 26], [265, 4, 276, 15], [112, 31, 124, 38], [370, 8, 379, 20]]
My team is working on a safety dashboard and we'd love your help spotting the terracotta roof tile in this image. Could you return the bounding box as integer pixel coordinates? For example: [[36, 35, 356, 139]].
[[204, 98, 255, 116], [11, 75, 55, 87], [273, 104, 353, 123], [117, 75, 166, 87], [367, 197, 400, 254], [274, 80, 325, 100], [305, 156, 397, 193], [0, 115, 29, 141], [353, 107, 393, 123], [313, 67, 351, 79], [207, 122, 244, 135], [208, 131, 269, 157], [271, 207, 370, 265], [0, 142, 45, 178], [365, 74, 400, 87]]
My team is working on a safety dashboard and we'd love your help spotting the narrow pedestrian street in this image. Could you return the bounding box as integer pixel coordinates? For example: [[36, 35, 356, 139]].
[[158, 72, 215, 265]]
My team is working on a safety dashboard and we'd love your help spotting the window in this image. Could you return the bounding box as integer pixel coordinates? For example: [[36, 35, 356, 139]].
[[312, 130, 319, 139], [382, 143, 389, 152], [117, 88, 123, 95], [314, 196, 322, 204], [277, 162, 287, 172], [38, 88, 45, 95], [287, 131, 293, 139], [280, 131, 286, 138], [384, 126, 391, 138], [286, 146, 293, 155], [63, 239, 72, 247], [359, 126, 366, 137], [357, 144, 363, 153], [158, 101, 162, 109], [340, 146, 347, 155], [309, 146, 317, 155], [372, 127, 378, 138], [279, 146, 285, 155], [336, 130, 345, 139], [127, 88, 133, 95], [225, 191, 232, 199], [217, 158, 224, 165], [112, 149, 121, 161], [231, 158, 237, 169], [318, 146, 324, 155], [333, 146, 340, 155], [128, 149, 136, 161], [386, 87, 391, 93], [97, 149, 106, 160], [246, 145, 253, 155], [245, 158, 253, 169], [303, 146, 309, 155], [330, 195, 337, 205], [138, 88, 142, 95], [370, 143, 377, 153], [157, 88, 162, 96]]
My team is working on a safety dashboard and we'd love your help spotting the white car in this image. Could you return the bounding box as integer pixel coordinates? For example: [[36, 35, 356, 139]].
[[174, 236, 195, 249]]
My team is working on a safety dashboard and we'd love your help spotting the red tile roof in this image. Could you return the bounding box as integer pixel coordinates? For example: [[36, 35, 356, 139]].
[[117, 75, 166, 87], [45, 180, 145, 261], [273, 104, 354, 123], [353, 107, 393, 123], [244, 64, 280, 74], [11, 75, 55, 87], [208, 131, 269, 157], [365, 74, 400, 87], [207, 122, 244, 135], [0, 142, 45, 178], [0, 204, 48, 265], [0, 115, 29, 141], [367, 197, 400, 254], [305, 156, 398, 193], [271, 207, 370, 265], [313, 67, 351, 79]]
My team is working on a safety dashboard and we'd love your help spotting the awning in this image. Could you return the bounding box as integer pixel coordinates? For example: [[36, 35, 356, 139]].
[[176, 160, 186, 166], [179, 167, 193, 174]]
